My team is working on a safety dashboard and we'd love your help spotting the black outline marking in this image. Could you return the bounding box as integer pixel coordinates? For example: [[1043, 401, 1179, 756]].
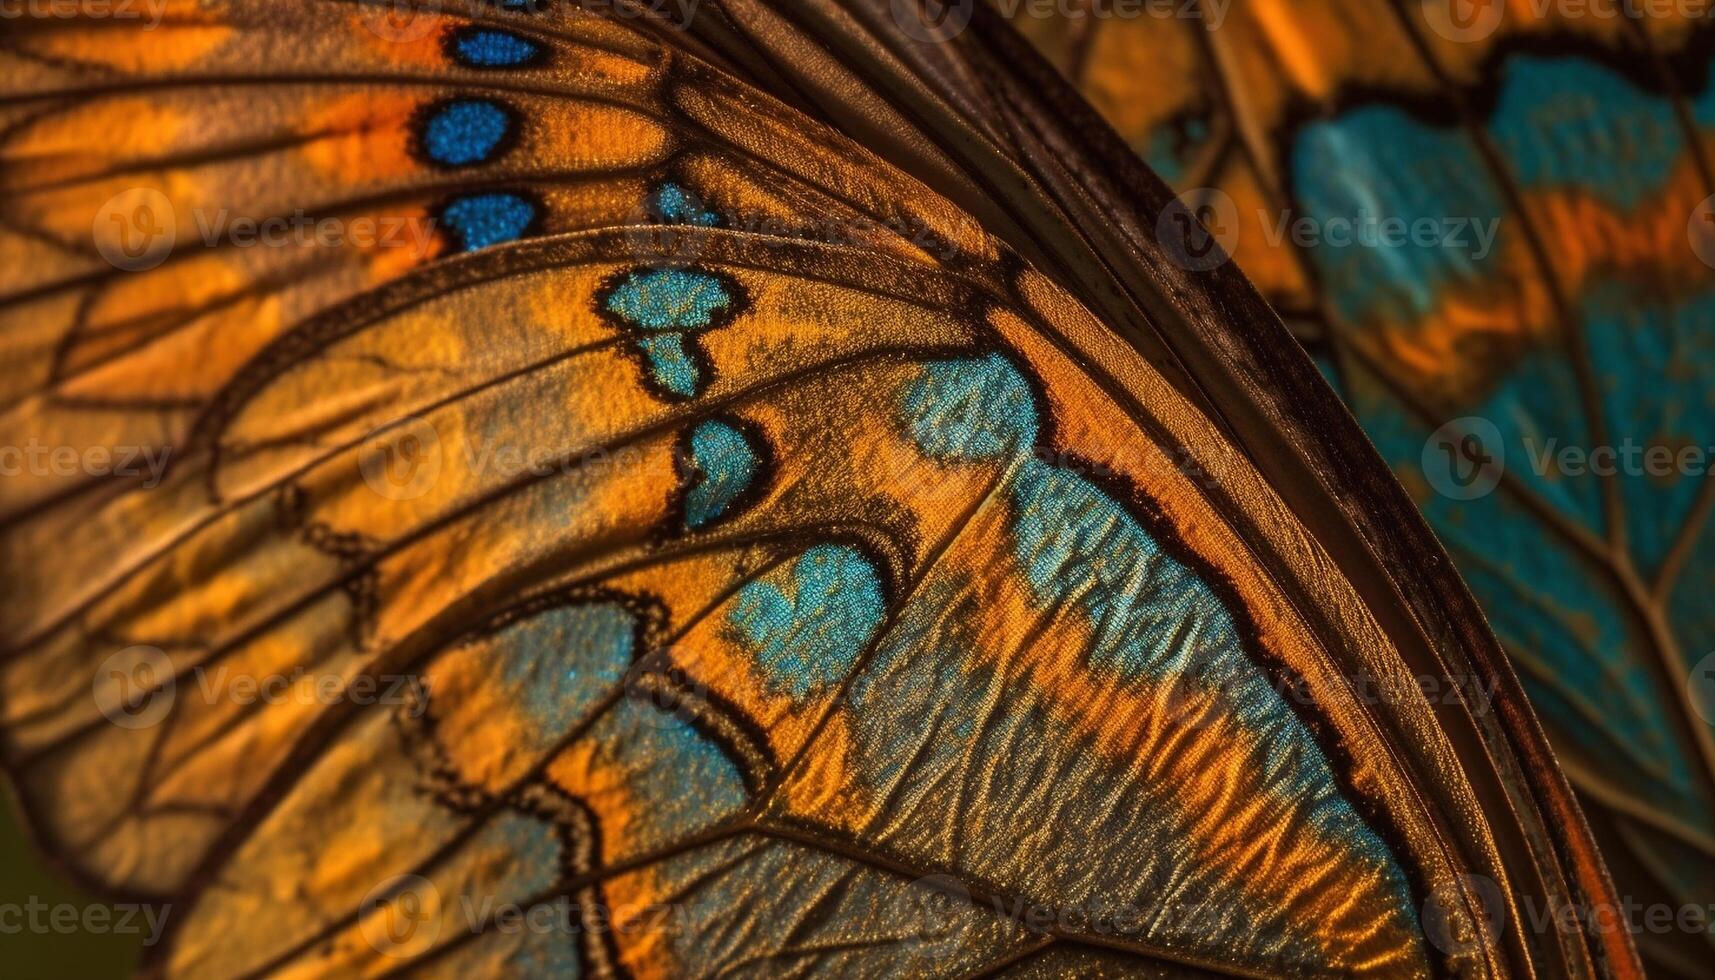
[[666, 412, 776, 535]]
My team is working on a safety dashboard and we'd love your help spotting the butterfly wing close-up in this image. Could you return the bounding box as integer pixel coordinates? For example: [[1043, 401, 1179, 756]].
[[1002, 0, 1715, 973], [0, 0, 1663, 977]]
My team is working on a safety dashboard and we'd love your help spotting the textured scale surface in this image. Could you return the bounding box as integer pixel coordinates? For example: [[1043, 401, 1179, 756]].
[[0, 1, 1640, 977], [1003, 2, 1715, 973]]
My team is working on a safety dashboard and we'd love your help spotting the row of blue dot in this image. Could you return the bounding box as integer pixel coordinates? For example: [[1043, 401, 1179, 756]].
[[430, 18, 545, 252]]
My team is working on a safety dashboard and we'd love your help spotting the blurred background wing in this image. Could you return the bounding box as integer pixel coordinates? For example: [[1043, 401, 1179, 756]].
[[0, 1, 1636, 976], [1001, 0, 1715, 972]]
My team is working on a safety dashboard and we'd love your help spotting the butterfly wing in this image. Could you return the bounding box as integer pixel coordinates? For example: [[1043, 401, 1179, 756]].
[[1003, 1, 1715, 972], [0, 1, 1632, 976]]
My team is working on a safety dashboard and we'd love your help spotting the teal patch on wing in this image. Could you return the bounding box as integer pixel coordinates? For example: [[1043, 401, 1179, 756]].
[[870, 356, 1420, 972], [634, 334, 699, 398], [903, 354, 1037, 459], [652, 181, 722, 226], [1583, 282, 1715, 572], [1291, 108, 1503, 329], [500, 602, 636, 732], [1011, 462, 1244, 682], [602, 267, 737, 399], [1141, 109, 1211, 186], [579, 699, 748, 857], [605, 267, 733, 330], [1490, 56, 1709, 210], [727, 545, 885, 701], [1351, 373, 1709, 830], [682, 419, 763, 530]]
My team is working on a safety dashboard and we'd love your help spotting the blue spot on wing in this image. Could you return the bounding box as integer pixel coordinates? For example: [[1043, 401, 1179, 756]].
[[422, 99, 513, 166], [451, 28, 542, 67], [606, 267, 733, 331], [652, 182, 722, 227], [440, 192, 538, 252], [684, 419, 762, 529], [634, 334, 699, 398], [729, 545, 884, 701], [604, 267, 737, 398]]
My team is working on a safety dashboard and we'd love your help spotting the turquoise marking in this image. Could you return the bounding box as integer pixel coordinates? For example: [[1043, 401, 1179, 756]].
[[729, 545, 884, 701], [604, 268, 736, 397], [635, 334, 699, 398], [606, 267, 733, 330], [422, 99, 513, 167], [1582, 282, 1715, 572], [1292, 110, 1502, 328], [440, 192, 537, 252], [684, 419, 762, 529], [653, 182, 722, 226], [499, 602, 635, 734], [889, 356, 1417, 942], [1142, 113, 1209, 186], [583, 699, 747, 855], [1293, 55, 1715, 330], [451, 28, 541, 68], [1352, 377, 1705, 826], [1490, 56, 1694, 210], [903, 355, 1037, 460]]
